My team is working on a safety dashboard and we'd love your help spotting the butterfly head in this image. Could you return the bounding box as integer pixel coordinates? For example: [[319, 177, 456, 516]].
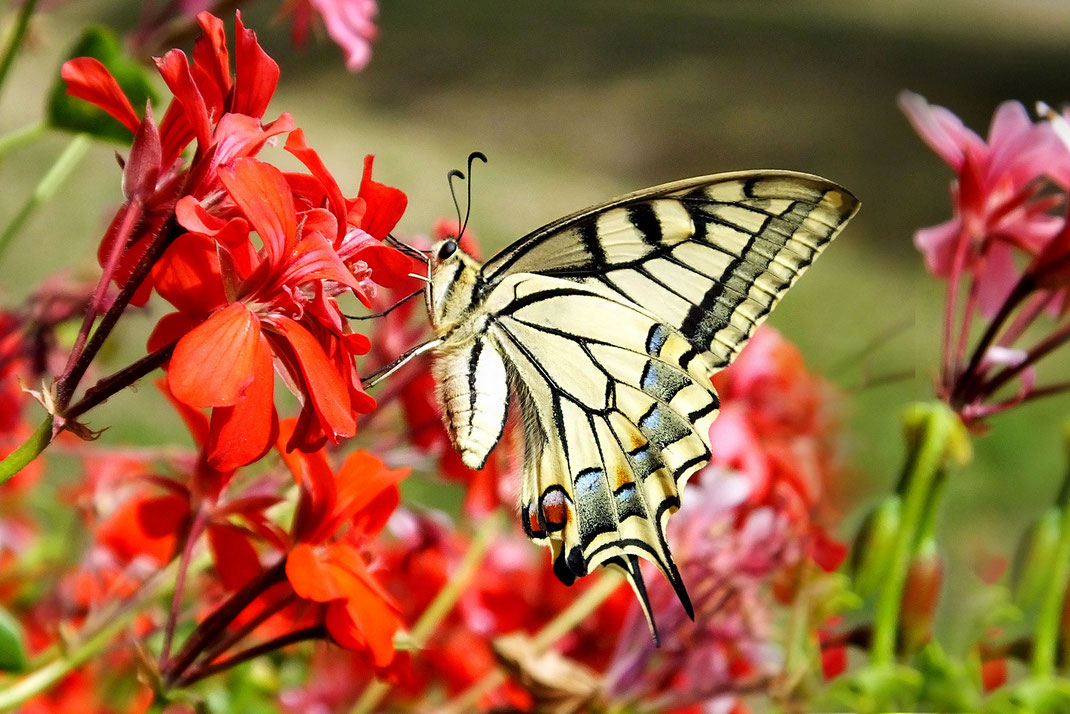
[[427, 235, 483, 333]]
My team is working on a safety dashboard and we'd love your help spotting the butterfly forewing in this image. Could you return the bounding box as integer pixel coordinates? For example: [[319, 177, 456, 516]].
[[433, 170, 858, 636]]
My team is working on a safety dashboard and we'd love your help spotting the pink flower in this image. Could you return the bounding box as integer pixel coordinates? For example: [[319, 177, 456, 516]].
[[288, 0, 379, 72], [900, 91, 1070, 317], [605, 475, 786, 711]]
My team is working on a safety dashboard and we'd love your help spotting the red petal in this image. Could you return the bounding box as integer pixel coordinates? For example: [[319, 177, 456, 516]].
[[191, 12, 232, 109], [285, 130, 348, 241], [156, 377, 209, 447], [207, 523, 261, 591], [219, 158, 297, 269], [61, 58, 139, 134], [152, 232, 227, 316], [232, 12, 279, 118], [269, 317, 355, 442], [207, 335, 278, 470], [155, 49, 212, 152], [147, 311, 199, 353], [335, 450, 407, 536], [169, 302, 262, 408], [286, 542, 343, 601], [357, 155, 407, 239]]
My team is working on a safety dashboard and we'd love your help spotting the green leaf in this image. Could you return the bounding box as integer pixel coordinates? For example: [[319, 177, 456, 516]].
[[46, 26, 157, 142], [0, 606, 28, 672]]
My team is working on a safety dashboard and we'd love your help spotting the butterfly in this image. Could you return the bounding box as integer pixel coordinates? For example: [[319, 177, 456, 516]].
[[368, 164, 859, 640]]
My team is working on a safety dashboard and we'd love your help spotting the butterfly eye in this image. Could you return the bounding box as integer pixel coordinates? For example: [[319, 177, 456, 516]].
[[437, 240, 459, 260]]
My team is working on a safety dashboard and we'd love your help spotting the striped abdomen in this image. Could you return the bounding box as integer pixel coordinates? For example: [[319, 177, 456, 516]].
[[431, 335, 509, 470]]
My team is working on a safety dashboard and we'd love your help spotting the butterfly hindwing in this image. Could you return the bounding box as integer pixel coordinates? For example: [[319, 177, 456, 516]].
[[484, 275, 715, 631]]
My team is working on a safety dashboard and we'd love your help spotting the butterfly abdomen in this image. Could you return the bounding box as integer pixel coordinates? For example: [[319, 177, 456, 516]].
[[432, 334, 510, 470]]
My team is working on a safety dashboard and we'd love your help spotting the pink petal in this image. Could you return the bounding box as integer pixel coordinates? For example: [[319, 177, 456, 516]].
[[898, 91, 981, 172], [975, 242, 1020, 319], [169, 302, 262, 408], [309, 0, 378, 72], [914, 218, 963, 277]]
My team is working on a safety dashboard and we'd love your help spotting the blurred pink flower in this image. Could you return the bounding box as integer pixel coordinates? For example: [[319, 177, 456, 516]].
[[605, 474, 789, 712], [288, 0, 379, 72], [900, 91, 1070, 317]]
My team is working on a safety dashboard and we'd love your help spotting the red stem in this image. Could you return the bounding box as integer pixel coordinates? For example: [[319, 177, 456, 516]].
[[942, 233, 972, 392], [58, 198, 144, 406], [57, 215, 182, 413], [979, 321, 1070, 399], [950, 275, 1035, 409], [195, 591, 298, 669], [163, 557, 288, 686], [999, 291, 1054, 347], [160, 506, 208, 668], [174, 624, 327, 687], [62, 340, 177, 423]]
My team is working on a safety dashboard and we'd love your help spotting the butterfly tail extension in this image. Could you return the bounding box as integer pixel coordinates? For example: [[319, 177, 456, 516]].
[[605, 554, 661, 645]]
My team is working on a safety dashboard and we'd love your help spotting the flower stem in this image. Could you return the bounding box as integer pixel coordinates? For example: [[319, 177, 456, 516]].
[[62, 340, 177, 423], [1030, 445, 1070, 678], [439, 568, 626, 714], [160, 506, 208, 668], [0, 0, 38, 104], [0, 134, 91, 263], [162, 557, 287, 686], [349, 511, 504, 714], [0, 416, 53, 486], [174, 625, 327, 687], [0, 560, 176, 712], [870, 402, 965, 666], [57, 215, 182, 413], [0, 122, 46, 162], [60, 198, 144, 391]]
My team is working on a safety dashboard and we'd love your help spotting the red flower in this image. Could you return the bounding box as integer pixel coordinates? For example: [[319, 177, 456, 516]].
[[278, 421, 408, 668], [153, 152, 411, 469], [62, 12, 292, 306]]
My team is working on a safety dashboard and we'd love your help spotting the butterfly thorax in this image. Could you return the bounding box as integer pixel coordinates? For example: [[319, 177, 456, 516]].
[[427, 241, 484, 336]]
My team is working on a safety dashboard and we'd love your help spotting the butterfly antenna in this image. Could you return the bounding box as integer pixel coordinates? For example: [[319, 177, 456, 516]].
[[460, 151, 488, 239], [344, 289, 423, 320], [385, 234, 430, 264], [447, 168, 466, 234]]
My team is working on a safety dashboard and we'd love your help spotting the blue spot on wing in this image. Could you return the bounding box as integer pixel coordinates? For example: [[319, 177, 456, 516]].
[[646, 324, 668, 356]]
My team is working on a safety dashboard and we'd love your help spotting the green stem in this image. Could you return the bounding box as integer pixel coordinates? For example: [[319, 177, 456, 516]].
[[0, 0, 38, 104], [0, 134, 91, 262], [439, 568, 626, 714], [0, 122, 46, 162], [870, 402, 959, 666], [0, 417, 52, 486], [0, 560, 176, 712], [349, 511, 504, 714], [1031, 463, 1070, 678]]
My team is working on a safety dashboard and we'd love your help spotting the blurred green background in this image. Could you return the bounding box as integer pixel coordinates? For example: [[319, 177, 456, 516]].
[[3, 0, 1070, 649]]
